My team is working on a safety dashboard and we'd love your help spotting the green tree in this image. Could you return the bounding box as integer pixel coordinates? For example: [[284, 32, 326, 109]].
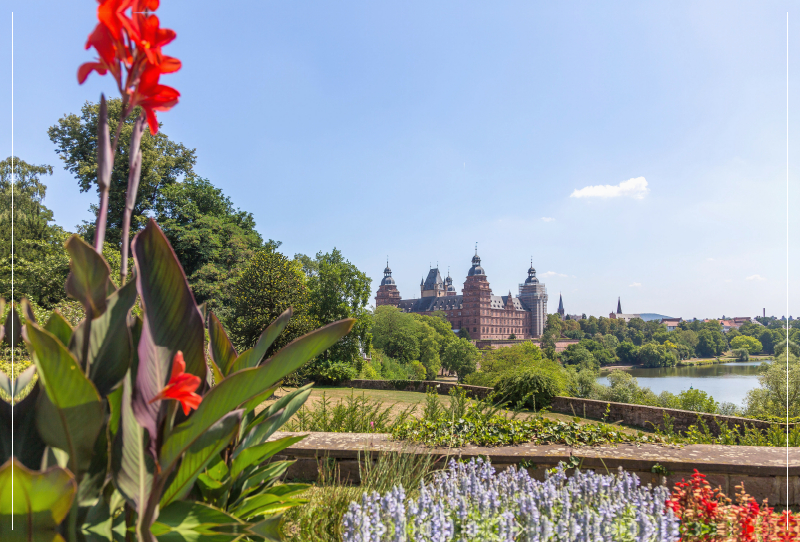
[[744, 355, 800, 418], [229, 248, 316, 355], [372, 306, 420, 363], [638, 342, 676, 368], [696, 329, 726, 357], [676, 388, 718, 413], [560, 344, 597, 369], [307, 248, 373, 368], [729, 335, 763, 355], [154, 176, 264, 318], [442, 338, 479, 381], [615, 341, 639, 365], [0, 157, 70, 307], [458, 327, 471, 340], [418, 329, 441, 380], [48, 99, 196, 246]]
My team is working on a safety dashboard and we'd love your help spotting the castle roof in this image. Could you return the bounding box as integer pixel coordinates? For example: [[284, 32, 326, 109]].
[[422, 268, 444, 291], [398, 296, 464, 313]]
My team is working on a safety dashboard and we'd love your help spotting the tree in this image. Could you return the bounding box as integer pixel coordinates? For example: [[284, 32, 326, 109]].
[[48, 99, 196, 246], [638, 342, 676, 368], [293, 253, 319, 277], [418, 329, 441, 380], [696, 329, 726, 357], [441, 338, 479, 381], [0, 157, 70, 307], [560, 344, 597, 369], [229, 248, 317, 355], [730, 335, 763, 355], [458, 327, 471, 340], [154, 176, 264, 319], [676, 388, 718, 413], [744, 355, 800, 418], [615, 341, 639, 365], [307, 248, 373, 368], [372, 306, 420, 363]]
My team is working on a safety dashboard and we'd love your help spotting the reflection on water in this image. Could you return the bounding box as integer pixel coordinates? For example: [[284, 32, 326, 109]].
[[597, 361, 767, 407]]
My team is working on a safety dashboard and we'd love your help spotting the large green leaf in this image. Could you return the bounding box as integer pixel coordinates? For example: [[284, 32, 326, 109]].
[[132, 219, 206, 444], [159, 410, 242, 509], [0, 364, 37, 401], [0, 382, 47, 470], [111, 370, 153, 512], [44, 312, 73, 347], [151, 500, 245, 538], [230, 483, 308, 520], [208, 312, 237, 379], [0, 457, 76, 533], [65, 234, 111, 316], [70, 279, 137, 397], [238, 385, 312, 452], [230, 436, 305, 482], [227, 308, 292, 375], [159, 318, 354, 472], [27, 323, 104, 475]]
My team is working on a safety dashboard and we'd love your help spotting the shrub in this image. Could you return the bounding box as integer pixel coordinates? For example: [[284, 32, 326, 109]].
[[732, 347, 750, 361], [342, 459, 680, 541], [730, 334, 763, 355], [312, 361, 358, 384], [358, 360, 381, 380], [287, 390, 416, 433], [409, 360, 427, 380], [493, 366, 561, 410]]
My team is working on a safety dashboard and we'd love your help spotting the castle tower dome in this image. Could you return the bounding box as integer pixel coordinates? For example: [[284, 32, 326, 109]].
[[380, 258, 396, 286]]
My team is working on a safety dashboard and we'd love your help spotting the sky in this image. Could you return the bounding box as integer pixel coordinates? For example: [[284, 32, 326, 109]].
[[2, 1, 798, 320]]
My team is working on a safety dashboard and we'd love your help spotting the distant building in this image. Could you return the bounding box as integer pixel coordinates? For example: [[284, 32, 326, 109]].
[[374, 249, 549, 339], [609, 297, 641, 322], [660, 318, 682, 331], [557, 293, 565, 320]]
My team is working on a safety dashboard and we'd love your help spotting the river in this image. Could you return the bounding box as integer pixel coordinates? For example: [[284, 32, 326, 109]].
[[597, 361, 766, 407]]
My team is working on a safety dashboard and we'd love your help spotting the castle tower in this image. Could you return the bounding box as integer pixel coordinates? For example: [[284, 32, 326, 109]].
[[462, 246, 491, 340], [518, 262, 548, 337], [375, 260, 401, 307], [445, 269, 457, 296], [420, 266, 445, 298]]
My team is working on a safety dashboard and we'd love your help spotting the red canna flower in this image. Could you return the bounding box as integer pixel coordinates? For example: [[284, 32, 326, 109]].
[[78, 0, 180, 133], [149, 351, 201, 415]]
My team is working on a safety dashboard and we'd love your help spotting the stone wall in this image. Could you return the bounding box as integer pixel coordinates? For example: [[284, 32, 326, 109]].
[[341, 380, 792, 436], [548, 396, 789, 435], [272, 431, 800, 506]]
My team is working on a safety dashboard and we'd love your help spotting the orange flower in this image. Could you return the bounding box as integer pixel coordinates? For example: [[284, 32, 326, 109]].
[[149, 351, 201, 415], [78, 0, 180, 133]]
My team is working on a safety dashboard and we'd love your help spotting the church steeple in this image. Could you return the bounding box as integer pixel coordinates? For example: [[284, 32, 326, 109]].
[[616, 297, 622, 314], [557, 292, 565, 319]]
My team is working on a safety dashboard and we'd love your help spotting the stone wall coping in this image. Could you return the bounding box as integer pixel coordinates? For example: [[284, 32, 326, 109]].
[[271, 431, 800, 477]]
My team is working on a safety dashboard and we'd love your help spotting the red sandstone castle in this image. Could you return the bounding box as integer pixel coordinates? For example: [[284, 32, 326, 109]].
[[375, 250, 549, 339]]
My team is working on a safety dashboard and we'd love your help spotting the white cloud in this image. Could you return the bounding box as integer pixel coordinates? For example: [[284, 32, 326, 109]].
[[570, 176, 649, 200], [746, 274, 766, 281], [629, 282, 642, 288], [541, 217, 555, 222], [540, 271, 568, 278], [707, 257, 714, 261]]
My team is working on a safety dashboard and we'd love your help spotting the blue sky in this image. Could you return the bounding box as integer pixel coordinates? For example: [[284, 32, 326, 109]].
[[2, 1, 797, 319]]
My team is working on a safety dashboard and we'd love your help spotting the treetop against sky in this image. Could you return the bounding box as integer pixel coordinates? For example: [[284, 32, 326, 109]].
[[2, 0, 797, 318]]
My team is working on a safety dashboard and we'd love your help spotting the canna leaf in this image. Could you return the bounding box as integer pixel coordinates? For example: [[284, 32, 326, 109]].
[[3, 304, 21, 348], [227, 308, 292, 375], [112, 370, 153, 512], [0, 382, 47, 470], [208, 311, 237, 380], [151, 500, 245, 537], [26, 323, 104, 475], [159, 318, 354, 472], [230, 436, 305, 482], [0, 457, 76, 534], [65, 235, 111, 316], [69, 279, 137, 397], [238, 384, 312, 452], [132, 219, 206, 445], [44, 311, 73, 347], [159, 410, 242, 509]]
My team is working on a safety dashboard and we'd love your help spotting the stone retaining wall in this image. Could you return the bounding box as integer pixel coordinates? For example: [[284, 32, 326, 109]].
[[272, 431, 800, 506], [342, 380, 791, 436]]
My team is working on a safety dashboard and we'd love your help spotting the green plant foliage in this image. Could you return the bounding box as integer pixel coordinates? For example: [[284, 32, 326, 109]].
[[493, 365, 564, 410], [392, 402, 664, 448], [312, 361, 358, 385], [441, 337, 479, 382], [730, 335, 763, 355], [288, 390, 417, 433]]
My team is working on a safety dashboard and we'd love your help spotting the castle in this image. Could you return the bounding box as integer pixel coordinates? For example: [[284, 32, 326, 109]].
[[375, 249, 549, 339]]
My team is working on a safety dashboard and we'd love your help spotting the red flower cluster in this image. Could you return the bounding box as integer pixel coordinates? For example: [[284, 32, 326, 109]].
[[78, 0, 180, 133], [149, 351, 201, 416], [667, 470, 800, 541]]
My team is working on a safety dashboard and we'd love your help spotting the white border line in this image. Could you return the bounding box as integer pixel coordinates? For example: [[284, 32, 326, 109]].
[[10, 11, 14, 530], [787, 12, 791, 507]]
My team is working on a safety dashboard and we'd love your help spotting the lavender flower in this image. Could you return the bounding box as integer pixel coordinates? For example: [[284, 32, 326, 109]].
[[341, 459, 679, 542]]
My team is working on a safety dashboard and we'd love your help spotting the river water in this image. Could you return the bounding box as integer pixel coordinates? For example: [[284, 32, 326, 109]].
[[597, 361, 765, 407]]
